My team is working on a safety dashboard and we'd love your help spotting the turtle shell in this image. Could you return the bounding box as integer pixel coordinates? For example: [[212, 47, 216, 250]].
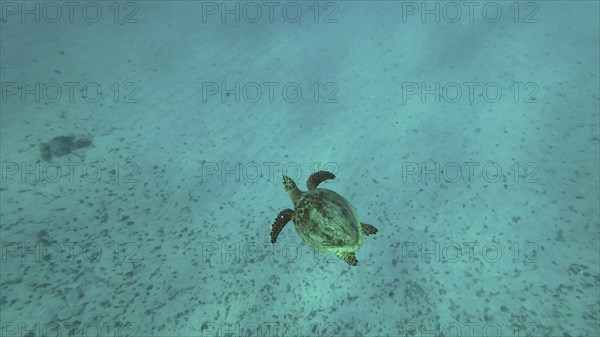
[[292, 188, 363, 253]]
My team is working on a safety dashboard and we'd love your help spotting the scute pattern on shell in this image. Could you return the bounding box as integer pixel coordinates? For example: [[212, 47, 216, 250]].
[[292, 189, 362, 253]]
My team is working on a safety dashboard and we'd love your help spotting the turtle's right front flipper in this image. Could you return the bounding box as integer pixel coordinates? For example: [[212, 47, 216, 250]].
[[307, 171, 336, 190], [270, 209, 294, 244]]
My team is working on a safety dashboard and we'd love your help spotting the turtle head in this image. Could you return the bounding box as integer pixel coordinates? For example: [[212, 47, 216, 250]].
[[282, 176, 302, 203]]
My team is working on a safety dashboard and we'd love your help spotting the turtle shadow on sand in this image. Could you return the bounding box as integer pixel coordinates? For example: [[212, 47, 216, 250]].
[[39, 135, 93, 161]]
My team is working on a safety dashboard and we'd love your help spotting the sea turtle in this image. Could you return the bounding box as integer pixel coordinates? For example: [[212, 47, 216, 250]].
[[270, 171, 378, 266]]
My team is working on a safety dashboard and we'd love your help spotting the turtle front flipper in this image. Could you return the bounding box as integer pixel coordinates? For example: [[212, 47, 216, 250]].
[[338, 251, 358, 266], [271, 209, 294, 244], [361, 223, 378, 236], [307, 171, 336, 190]]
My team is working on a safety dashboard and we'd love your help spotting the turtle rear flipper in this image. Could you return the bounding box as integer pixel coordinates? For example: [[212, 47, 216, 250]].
[[271, 209, 294, 244], [338, 251, 358, 266], [307, 171, 336, 190], [361, 223, 378, 236]]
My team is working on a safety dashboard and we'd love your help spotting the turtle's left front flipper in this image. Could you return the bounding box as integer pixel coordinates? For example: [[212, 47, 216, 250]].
[[271, 209, 294, 244]]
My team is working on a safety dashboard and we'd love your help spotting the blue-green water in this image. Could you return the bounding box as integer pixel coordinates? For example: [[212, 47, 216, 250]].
[[1, 1, 598, 336]]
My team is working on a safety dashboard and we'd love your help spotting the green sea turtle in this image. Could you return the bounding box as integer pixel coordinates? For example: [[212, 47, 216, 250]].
[[270, 171, 378, 266]]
